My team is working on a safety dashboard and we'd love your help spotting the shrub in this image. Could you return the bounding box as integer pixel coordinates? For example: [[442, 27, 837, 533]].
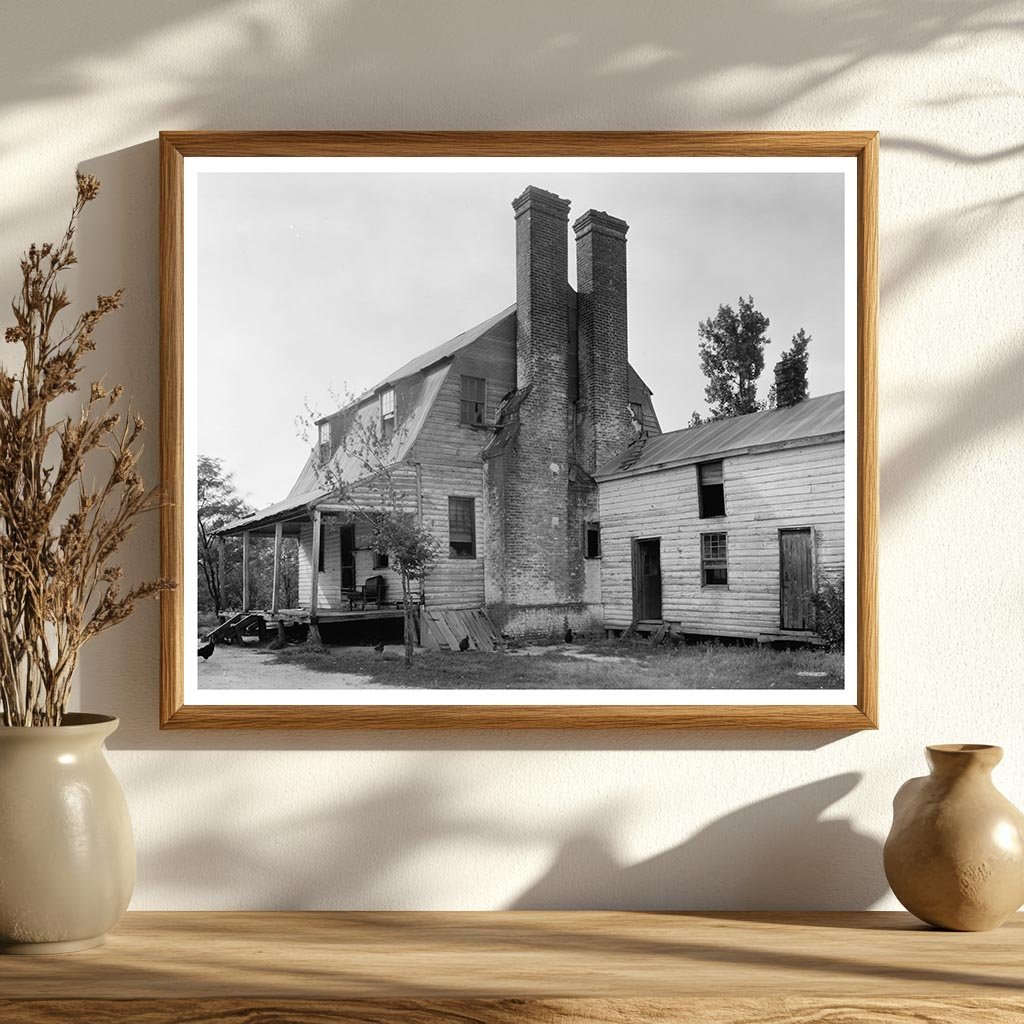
[[809, 569, 845, 651]]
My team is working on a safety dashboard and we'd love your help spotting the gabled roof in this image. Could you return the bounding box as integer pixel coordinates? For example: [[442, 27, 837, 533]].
[[346, 304, 516, 408], [596, 391, 844, 481], [218, 308, 512, 536]]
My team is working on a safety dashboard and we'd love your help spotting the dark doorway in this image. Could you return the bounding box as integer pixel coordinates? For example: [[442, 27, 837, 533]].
[[780, 528, 814, 630], [632, 537, 662, 621], [340, 523, 356, 591]]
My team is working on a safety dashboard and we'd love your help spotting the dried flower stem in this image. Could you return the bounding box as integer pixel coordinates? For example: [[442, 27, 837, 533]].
[[0, 173, 174, 726]]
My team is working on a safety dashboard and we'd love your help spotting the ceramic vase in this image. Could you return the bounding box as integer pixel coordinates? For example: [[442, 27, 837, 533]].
[[0, 713, 135, 954], [884, 744, 1024, 931]]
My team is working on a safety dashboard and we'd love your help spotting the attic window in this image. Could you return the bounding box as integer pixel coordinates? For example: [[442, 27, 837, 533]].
[[585, 521, 601, 559], [628, 401, 643, 426], [317, 422, 331, 466], [380, 387, 395, 439], [697, 460, 725, 518], [460, 375, 486, 426]]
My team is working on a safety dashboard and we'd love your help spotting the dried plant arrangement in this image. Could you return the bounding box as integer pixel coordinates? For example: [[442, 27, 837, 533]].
[[0, 173, 173, 727]]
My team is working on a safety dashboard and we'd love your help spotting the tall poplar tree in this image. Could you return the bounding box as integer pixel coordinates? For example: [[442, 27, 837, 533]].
[[691, 296, 770, 423]]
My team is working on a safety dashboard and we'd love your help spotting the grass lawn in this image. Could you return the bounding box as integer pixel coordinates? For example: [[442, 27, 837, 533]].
[[264, 638, 843, 690]]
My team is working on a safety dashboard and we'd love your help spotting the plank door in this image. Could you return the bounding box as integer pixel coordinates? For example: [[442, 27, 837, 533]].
[[340, 524, 356, 591], [632, 538, 662, 621], [779, 528, 814, 630]]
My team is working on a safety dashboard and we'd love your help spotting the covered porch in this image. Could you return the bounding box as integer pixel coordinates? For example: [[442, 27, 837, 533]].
[[214, 493, 408, 643]]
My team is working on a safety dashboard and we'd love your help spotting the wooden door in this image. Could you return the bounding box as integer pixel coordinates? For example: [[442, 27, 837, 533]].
[[340, 524, 356, 591], [779, 528, 814, 630], [632, 538, 662, 621]]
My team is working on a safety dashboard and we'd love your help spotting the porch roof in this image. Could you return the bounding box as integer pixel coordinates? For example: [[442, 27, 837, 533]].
[[217, 488, 326, 537]]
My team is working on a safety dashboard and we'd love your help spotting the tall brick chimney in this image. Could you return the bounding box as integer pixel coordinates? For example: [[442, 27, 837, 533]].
[[513, 187, 572, 394], [486, 186, 574, 612], [573, 209, 633, 474]]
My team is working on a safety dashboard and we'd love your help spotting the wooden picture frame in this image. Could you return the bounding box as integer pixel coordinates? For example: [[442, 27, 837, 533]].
[[160, 131, 877, 729]]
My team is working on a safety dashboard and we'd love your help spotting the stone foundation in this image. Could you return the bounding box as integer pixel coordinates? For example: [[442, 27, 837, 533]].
[[487, 602, 603, 643]]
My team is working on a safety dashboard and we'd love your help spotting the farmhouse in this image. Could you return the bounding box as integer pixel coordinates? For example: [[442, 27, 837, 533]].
[[216, 185, 661, 646], [594, 392, 845, 642]]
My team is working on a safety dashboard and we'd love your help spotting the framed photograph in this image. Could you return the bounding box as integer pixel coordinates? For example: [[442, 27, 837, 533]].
[[160, 131, 877, 729]]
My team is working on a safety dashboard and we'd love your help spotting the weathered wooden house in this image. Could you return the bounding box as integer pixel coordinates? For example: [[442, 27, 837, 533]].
[[217, 185, 660, 644], [594, 391, 845, 642]]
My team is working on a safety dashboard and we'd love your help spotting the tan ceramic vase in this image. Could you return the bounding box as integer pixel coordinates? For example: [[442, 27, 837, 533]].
[[0, 713, 135, 954], [884, 744, 1024, 931]]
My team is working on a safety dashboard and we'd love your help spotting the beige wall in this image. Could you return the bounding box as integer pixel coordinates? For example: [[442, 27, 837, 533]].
[[2, 1, 1020, 910]]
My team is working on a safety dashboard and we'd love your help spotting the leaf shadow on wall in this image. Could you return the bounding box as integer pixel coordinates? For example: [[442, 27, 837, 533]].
[[1, 0, 1020, 237], [130, 759, 885, 911], [510, 774, 887, 911]]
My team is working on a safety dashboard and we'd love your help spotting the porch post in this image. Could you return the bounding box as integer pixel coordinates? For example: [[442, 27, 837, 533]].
[[271, 522, 283, 614], [309, 509, 322, 643], [217, 537, 226, 612], [241, 530, 251, 612]]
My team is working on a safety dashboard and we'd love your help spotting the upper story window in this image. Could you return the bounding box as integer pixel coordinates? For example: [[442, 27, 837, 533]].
[[380, 387, 396, 440], [317, 421, 331, 465], [585, 521, 601, 559], [460, 375, 486, 426], [697, 460, 725, 518]]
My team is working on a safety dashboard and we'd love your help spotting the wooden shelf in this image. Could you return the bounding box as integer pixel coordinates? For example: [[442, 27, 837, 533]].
[[2, 911, 1022, 1022]]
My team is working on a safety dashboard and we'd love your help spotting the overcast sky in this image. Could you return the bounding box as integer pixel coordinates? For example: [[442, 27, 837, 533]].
[[197, 168, 845, 509]]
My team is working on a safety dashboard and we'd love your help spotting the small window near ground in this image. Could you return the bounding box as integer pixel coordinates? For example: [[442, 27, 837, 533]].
[[585, 521, 601, 559], [460, 375, 486, 426], [697, 460, 725, 518], [448, 496, 476, 558], [701, 532, 728, 586], [317, 421, 331, 465]]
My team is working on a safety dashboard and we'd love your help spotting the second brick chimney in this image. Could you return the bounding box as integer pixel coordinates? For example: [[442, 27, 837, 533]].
[[573, 209, 633, 474]]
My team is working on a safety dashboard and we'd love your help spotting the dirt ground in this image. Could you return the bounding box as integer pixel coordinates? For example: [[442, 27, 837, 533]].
[[197, 644, 383, 689], [197, 638, 843, 691]]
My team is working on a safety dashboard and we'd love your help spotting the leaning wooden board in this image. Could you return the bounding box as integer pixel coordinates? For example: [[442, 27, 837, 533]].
[[1, 911, 1022, 1022]]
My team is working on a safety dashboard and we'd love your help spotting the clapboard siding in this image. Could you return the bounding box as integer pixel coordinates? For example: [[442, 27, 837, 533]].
[[411, 340, 514, 608], [599, 439, 845, 634]]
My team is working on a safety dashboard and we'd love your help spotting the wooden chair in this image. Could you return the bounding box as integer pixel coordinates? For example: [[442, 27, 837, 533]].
[[347, 575, 386, 610], [362, 575, 386, 609]]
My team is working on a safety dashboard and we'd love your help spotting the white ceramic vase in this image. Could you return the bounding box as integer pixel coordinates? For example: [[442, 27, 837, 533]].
[[0, 713, 135, 953]]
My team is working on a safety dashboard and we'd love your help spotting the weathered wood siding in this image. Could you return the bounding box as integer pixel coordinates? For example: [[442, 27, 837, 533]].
[[598, 439, 844, 635], [410, 328, 515, 609]]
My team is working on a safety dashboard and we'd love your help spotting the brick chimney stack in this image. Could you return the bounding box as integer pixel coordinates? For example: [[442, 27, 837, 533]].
[[512, 187, 572, 393], [573, 209, 633, 473], [495, 186, 574, 609]]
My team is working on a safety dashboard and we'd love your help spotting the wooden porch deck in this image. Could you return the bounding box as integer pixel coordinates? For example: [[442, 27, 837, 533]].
[[226, 607, 405, 626]]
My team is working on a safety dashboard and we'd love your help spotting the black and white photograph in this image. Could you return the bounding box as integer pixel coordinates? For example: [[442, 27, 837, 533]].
[[180, 150, 861, 710]]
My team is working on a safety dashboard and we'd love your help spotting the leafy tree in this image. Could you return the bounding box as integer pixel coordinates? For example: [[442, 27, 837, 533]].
[[770, 328, 811, 409], [691, 296, 770, 422], [197, 456, 251, 616], [303, 397, 439, 668], [197, 457, 300, 620]]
